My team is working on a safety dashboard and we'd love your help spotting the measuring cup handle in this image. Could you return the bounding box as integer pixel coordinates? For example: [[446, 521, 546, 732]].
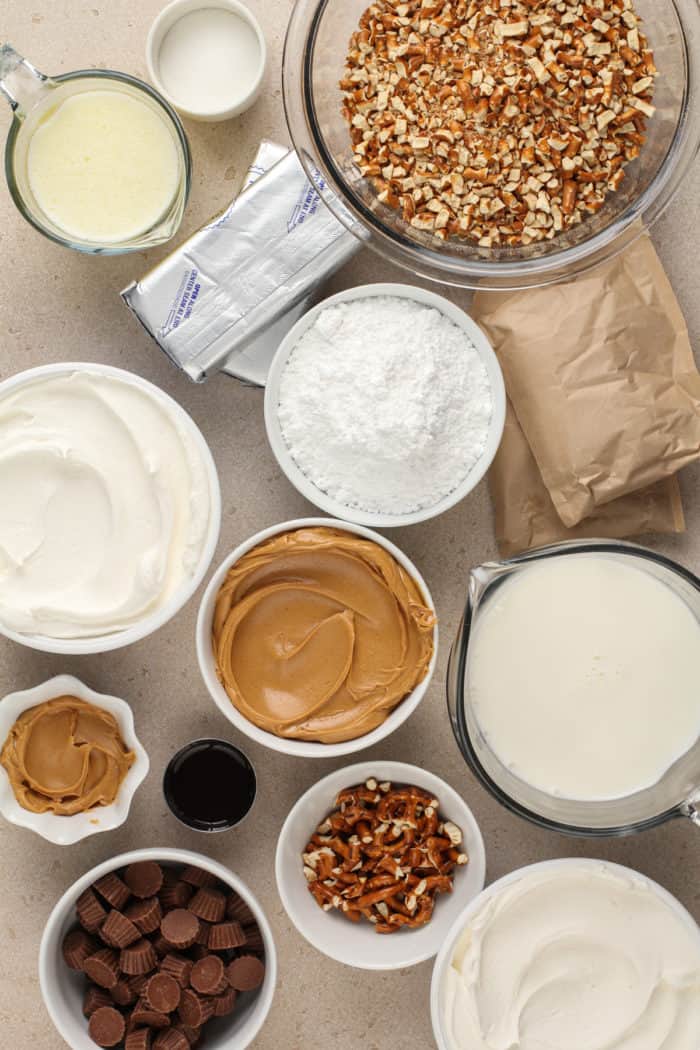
[[680, 793, 700, 828], [0, 43, 51, 117]]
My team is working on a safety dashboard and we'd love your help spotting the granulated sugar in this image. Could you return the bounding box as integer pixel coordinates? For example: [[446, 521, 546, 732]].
[[277, 296, 493, 515]]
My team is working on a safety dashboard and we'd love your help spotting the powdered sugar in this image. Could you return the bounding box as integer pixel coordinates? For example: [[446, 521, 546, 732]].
[[276, 296, 493, 515]]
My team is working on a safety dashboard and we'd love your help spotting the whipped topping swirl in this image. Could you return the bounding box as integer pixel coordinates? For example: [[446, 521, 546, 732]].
[[442, 864, 700, 1050], [0, 371, 210, 638]]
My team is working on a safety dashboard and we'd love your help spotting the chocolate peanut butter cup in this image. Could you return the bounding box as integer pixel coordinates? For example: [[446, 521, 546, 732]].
[[126, 896, 162, 934], [88, 1005, 126, 1047], [153, 1030, 190, 1050], [120, 937, 157, 975], [178, 988, 214, 1028], [150, 933, 173, 957], [226, 953, 265, 991], [101, 909, 141, 948], [77, 888, 108, 933], [161, 908, 199, 949], [242, 924, 265, 954], [176, 1026, 202, 1048], [194, 921, 210, 948], [63, 928, 96, 970], [94, 872, 131, 910], [125, 1030, 152, 1050], [160, 881, 193, 911], [125, 861, 164, 899], [187, 887, 226, 923], [83, 986, 113, 1017], [160, 953, 193, 989], [213, 985, 238, 1016], [131, 997, 171, 1029], [174, 1026, 201, 1048], [126, 973, 150, 997], [83, 948, 120, 989], [225, 894, 254, 925], [208, 920, 246, 951], [180, 866, 217, 889], [190, 954, 227, 995], [110, 977, 137, 1007], [145, 972, 182, 1014]]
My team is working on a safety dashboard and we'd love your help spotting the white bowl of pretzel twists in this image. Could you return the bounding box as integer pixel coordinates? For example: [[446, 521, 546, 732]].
[[275, 761, 486, 970]]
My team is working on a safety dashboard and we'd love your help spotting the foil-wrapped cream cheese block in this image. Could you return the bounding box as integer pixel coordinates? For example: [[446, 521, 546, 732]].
[[122, 142, 360, 383]]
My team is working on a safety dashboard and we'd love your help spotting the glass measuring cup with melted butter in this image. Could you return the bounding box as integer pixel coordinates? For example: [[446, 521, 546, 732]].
[[0, 43, 190, 253]]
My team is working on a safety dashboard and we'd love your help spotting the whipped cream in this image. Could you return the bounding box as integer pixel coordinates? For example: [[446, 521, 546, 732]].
[[0, 371, 210, 638], [442, 864, 700, 1050]]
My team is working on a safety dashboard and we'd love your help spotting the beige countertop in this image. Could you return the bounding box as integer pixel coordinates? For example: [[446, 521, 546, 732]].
[[1, 2, 699, 1047]]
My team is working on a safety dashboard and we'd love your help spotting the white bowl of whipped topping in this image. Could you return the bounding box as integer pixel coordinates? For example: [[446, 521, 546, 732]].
[[0, 363, 221, 654], [431, 858, 700, 1050]]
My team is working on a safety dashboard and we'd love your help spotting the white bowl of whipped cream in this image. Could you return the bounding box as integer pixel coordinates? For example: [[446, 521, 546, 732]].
[[0, 363, 221, 654], [431, 858, 700, 1050]]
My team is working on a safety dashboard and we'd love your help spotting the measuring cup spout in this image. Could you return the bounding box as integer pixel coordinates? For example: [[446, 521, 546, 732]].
[[0, 44, 52, 117], [468, 560, 510, 609]]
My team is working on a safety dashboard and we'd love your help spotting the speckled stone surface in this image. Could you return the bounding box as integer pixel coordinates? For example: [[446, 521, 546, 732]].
[[0, 3, 699, 1048]]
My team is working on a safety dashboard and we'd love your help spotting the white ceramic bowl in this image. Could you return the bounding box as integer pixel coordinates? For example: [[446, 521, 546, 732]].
[[0, 362, 221, 655], [0, 675, 149, 845], [263, 283, 506, 528], [196, 518, 438, 758], [275, 760, 486, 970], [39, 847, 277, 1050], [430, 858, 700, 1050], [146, 0, 267, 122]]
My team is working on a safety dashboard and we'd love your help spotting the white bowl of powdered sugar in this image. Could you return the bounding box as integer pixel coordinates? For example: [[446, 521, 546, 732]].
[[264, 284, 505, 527]]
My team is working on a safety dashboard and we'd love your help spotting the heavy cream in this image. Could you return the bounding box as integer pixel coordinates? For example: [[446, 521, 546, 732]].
[[468, 554, 700, 800], [26, 87, 180, 244], [441, 864, 700, 1050], [0, 371, 210, 639]]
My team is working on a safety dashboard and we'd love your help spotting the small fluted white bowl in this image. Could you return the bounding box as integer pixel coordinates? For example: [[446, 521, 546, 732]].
[[196, 518, 438, 758], [275, 760, 486, 970], [40, 848, 277, 1050], [0, 674, 149, 845]]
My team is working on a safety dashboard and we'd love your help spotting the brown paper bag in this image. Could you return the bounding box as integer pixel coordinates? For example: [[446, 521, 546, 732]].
[[474, 236, 700, 528], [490, 400, 685, 558]]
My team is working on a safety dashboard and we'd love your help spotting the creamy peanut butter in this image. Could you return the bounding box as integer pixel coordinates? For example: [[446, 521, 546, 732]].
[[212, 528, 436, 743], [0, 696, 135, 815]]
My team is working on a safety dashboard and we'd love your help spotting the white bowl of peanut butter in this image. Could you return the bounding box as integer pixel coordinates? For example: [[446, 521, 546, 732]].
[[0, 674, 149, 844], [196, 518, 438, 758]]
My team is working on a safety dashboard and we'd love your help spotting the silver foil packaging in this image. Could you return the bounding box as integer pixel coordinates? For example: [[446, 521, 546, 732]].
[[121, 141, 360, 383]]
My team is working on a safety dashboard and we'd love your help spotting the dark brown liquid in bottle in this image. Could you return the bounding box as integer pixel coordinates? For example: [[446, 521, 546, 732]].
[[163, 740, 256, 831]]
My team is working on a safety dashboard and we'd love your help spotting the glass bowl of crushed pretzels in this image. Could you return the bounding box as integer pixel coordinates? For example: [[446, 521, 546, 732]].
[[275, 761, 486, 969], [283, 0, 700, 289]]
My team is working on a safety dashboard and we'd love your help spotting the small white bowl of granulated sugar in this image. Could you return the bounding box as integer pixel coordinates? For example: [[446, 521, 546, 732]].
[[264, 284, 506, 527]]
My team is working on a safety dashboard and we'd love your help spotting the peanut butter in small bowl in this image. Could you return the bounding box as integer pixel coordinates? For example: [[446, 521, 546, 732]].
[[0, 675, 148, 843], [1, 696, 135, 815]]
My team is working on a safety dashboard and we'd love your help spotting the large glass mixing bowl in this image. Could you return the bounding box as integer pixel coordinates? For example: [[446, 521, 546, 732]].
[[283, 0, 700, 289], [446, 540, 700, 837]]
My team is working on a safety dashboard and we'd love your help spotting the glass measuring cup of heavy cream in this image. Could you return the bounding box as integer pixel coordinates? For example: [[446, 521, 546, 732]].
[[0, 44, 191, 253], [447, 540, 700, 837]]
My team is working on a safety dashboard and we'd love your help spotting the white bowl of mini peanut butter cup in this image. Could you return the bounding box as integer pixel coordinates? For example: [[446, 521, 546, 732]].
[[0, 674, 149, 845], [196, 517, 439, 759]]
